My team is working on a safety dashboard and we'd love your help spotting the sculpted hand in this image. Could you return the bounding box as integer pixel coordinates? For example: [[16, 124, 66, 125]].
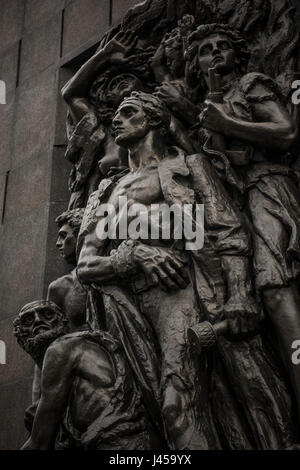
[[133, 244, 190, 291], [224, 296, 263, 337], [151, 43, 166, 69], [155, 81, 182, 102], [200, 101, 231, 134], [104, 30, 138, 66]]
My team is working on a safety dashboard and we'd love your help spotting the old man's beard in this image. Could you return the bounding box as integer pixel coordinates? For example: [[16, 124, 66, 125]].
[[21, 325, 67, 363]]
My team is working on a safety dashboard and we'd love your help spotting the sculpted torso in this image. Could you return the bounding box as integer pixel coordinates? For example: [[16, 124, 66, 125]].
[[99, 132, 128, 176], [61, 338, 116, 430], [48, 271, 87, 329], [85, 167, 166, 256], [108, 167, 164, 214]]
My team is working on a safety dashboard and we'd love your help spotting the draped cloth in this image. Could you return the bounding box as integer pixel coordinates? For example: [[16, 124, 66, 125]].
[[79, 147, 299, 448], [88, 285, 165, 441], [57, 331, 151, 450], [216, 72, 300, 291]]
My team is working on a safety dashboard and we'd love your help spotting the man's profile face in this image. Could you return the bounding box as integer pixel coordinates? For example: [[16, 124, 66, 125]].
[[197, 33, 236, 76], [56, 223, 77, 265], [113, 101, 149, 148]]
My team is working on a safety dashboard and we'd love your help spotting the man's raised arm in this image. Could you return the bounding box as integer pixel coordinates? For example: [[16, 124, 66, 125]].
[[61, 31, 137, 123]]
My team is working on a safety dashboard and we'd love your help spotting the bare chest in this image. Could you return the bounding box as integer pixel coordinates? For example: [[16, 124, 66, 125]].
[[108, 168, 163, 207]]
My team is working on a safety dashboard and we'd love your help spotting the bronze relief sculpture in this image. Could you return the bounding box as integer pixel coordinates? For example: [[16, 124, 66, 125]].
[[186, 23, 300, 422], [14, 302, 154, 450], [14, 0, 300, 450]]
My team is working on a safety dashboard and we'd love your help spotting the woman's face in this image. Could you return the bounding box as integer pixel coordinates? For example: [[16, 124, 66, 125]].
[[197, 33, 236, 77], [107, 74, 143, 108]]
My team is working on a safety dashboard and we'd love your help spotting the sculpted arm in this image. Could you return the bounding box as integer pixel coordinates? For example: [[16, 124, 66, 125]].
[[203, 98, 297, 152], [77, 231, 119, 284], [155, 81, 199, 126], [77, 230, 189, 290], [62, 31, 137, 123], [151, 42, 172, 83], [47, 279, 65, 310], [22, 343, 74, 450]]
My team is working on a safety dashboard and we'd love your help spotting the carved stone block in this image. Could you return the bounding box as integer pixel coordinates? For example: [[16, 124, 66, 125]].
[[19, 15, 61, 85], [62, 0, 110, 56]]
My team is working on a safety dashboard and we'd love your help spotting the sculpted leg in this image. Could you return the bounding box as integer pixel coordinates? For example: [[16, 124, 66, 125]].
[[188, 153, 261, 334], [139, 283, 220, 450], [248, 184, 300, 423]]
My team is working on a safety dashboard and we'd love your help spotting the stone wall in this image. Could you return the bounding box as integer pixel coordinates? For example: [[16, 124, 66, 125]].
[[0, 0, 139, 450]]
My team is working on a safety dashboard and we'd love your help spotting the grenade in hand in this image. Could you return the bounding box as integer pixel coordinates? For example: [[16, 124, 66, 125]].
[[188, 320, 228, 354]]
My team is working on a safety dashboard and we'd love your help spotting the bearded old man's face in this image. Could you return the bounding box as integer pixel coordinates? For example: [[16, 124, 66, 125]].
[[15, 303, 67, 358]]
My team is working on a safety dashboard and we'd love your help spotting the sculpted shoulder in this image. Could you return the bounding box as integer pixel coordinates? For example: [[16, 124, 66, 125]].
[[239, 72, 284, 104], [47, 274, 74, 306], [49, 274, 73, 291], [47, 333, 116, 386], [45, 334, 84, 365]]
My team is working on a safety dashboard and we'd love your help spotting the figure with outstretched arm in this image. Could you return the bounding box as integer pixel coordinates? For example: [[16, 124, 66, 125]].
[[150, 16, 199, 155], [61, 30, 146, 208], [62, 31, 138, 124]]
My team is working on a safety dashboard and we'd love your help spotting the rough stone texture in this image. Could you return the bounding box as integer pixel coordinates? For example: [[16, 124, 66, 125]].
[[111, 0, 141, 25], [19, 14, 61, 85], [24, 0, 66, 31], [62, 0, 110, 56], [0, 96, 15, 173], [0, 172, 7, 221], [12, 71, 56, 169], [0, 43, 19, 93], [4, 154, 50, 223], [0, 0, 24, 55], [0, 378, 33, 450], [0, 206, 48, 320], [0, 316, 34, 384]]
